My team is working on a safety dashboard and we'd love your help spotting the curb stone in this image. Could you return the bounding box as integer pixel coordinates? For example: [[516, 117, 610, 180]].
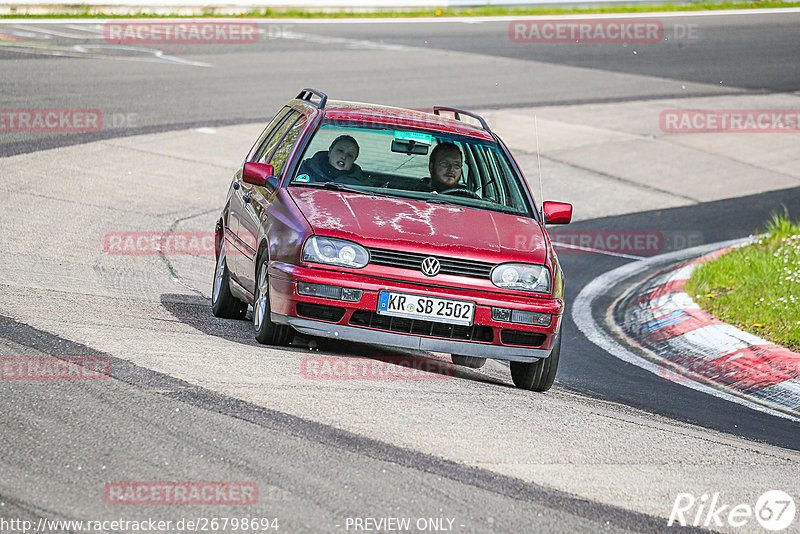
[[619, 248, 800, 417]]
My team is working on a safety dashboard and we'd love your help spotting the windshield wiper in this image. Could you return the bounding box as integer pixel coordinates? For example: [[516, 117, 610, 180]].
[[426, 197, 462, 206], [426, 196, 526, 216]]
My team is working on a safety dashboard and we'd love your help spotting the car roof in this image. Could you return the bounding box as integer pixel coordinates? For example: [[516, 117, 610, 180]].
[[298, 99, 496, 142]]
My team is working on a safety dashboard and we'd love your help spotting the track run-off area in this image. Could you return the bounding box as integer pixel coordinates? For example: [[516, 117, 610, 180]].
[[1, 11, 800, 533]]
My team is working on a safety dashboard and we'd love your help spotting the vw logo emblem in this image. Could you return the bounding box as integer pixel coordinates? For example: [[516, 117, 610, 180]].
[[421, 257, 441, 277]]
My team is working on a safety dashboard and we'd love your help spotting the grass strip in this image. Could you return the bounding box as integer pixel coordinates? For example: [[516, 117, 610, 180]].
[[687, 211, 800, 351], [3, 1, 800, 19]]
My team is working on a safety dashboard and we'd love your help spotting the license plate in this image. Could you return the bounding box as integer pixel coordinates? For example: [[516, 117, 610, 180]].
[[377, 291, 475, 326]]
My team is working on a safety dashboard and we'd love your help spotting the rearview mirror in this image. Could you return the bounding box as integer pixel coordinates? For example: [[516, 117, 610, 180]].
[[391, 140, 429, 155], [542, 201, 572, 225], [242, 162, 275, 188]]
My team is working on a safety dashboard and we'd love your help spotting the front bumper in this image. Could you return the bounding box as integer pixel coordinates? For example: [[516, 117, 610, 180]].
[[273, 314, 552, 362], [269, 262, 563, 363]]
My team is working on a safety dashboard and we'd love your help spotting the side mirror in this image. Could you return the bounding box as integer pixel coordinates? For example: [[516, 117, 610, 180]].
[[542, 201, 572, 225], [242, 162, 275, 189]]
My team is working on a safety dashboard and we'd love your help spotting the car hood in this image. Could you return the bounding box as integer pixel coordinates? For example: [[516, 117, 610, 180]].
[[288, 188, 548, 264]]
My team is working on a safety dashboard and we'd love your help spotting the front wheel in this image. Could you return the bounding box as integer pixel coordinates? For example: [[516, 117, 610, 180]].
[[253, 258, 294, 346], [510, 333, 561, 392], [211, 243, 247, 319]]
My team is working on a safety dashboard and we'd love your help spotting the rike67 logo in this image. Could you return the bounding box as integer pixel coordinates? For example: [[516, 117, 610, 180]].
[[669, 490, 795, 530]]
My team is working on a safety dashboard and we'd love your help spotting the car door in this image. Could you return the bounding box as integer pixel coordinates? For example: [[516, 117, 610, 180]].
[[237, 111, 309, 295], [227, 108, 293, 286]]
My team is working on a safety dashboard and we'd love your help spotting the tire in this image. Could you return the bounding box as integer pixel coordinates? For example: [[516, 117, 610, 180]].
[[451, 355, 486, 369], [510, 333, 561, 392], [253, 257, 294, 346], [211, 242, 247, 319]]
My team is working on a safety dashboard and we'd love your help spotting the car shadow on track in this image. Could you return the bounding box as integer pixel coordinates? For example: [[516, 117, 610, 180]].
[[160, 292, 259, 346], [160, 293, 506, 385], [289, 335, 508, 386]]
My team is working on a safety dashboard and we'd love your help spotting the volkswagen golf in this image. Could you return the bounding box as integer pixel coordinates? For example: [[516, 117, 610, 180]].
[[212, 89, 572, 391]]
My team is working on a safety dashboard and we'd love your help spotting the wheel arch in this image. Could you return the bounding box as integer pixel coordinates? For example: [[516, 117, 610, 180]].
[[255, 238, 270, 279], [214, 218, 225, 259]]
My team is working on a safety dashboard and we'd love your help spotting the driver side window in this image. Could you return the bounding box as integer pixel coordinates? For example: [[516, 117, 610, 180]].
[[252, 110, 300, 164], [269, 116, 308, 178], [245, 107, 290, 162]]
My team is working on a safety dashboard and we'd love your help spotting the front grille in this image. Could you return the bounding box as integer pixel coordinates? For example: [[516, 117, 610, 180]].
[[500, 329, 546, 347], [296, 303, 346, 322], [367, 248, 494, 280], [350, 311, 493, 342]]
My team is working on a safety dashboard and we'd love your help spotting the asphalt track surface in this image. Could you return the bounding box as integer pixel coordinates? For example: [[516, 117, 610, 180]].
[[1, 11, 799, 155], [1, 12, 800, 533]]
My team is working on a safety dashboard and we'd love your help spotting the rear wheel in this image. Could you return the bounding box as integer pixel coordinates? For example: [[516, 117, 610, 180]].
[[253, 257, 294, 346], [451, 355, 486, 369], [211, 242, 247, 319], [510, 333, 561, 392]]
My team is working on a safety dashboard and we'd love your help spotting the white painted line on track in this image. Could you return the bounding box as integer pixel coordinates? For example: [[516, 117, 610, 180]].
[[571, 236, 800, 422], [279, 29, 408, 50], [65, 23, 103, 33], [9, 23, 106, 38], [0, 43, 212, 65], [1, 8, 799, 24], [1, 22, 409, 59]]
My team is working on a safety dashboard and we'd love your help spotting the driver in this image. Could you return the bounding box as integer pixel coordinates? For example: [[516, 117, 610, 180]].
[[297, 135, 367, 184], [427, 142, 463, 193]]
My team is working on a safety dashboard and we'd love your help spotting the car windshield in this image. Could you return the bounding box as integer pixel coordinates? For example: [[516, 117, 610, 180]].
[[289, 122, 534, 217]]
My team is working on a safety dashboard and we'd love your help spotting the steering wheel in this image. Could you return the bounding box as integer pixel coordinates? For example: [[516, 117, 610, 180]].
[[438, 188, 480, 199]]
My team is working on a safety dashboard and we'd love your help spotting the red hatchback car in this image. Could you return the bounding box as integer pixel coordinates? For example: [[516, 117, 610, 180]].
[[212, 89, 572, 391]]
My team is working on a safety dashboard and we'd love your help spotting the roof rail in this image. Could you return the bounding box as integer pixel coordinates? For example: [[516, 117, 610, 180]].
[[432, 106, 492, 133], [296, 88, 328, 109]]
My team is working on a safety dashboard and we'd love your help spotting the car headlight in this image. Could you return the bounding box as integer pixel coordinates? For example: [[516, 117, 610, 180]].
[[491, 263, 551, 294], [302, 236, 369, 269]]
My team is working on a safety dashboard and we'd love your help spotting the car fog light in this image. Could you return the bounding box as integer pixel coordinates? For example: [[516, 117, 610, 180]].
[[298, 282, 342, 300], [491, 307, 512, 322], [341, 288, 363, 302], [511, 309, 551, 326]]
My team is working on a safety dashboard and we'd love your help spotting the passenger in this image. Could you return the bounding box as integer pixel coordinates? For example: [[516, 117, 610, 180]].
[[427, 142, 464, 193], [297, 135, 367, 184]]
